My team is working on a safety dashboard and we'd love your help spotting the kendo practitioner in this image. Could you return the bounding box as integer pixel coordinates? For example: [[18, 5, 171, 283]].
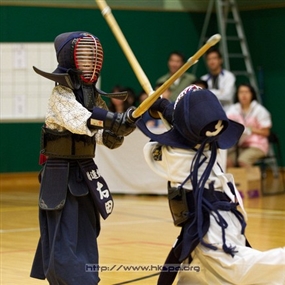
[[136, 85, 285, 285], [30, 31, 136, 285]]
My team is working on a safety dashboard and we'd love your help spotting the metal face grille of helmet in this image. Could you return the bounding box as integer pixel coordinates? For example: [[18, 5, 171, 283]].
[[73, 34, 103, 84]]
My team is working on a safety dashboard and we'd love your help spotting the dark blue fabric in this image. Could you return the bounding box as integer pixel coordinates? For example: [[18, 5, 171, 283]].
[[78, 159, 113, 220], [174, 187, 246, 263], [136, 89, 244, 150], [39, 159, 69, 210], [177, 141, 246, 261], [90, 106, 108, 122], [31, 160, 106, 284], [55, 31, 86, 58], [31, 191, 100, 285], [142, 112, 160, 127]]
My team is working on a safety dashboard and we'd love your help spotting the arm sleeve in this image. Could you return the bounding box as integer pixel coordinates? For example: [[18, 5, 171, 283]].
[[256, 106, 272, 128], [226, 106, 244, 125], [45, 86, 96, 136], [209, 72, 236, 106], [143, 142, 169, 180]]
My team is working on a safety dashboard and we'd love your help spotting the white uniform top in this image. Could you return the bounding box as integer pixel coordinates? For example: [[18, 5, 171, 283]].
[[143, 142, 245, 214], [201, 70, 236, 112], [143, 141, 285, 285], [45, 85, 104, 144]]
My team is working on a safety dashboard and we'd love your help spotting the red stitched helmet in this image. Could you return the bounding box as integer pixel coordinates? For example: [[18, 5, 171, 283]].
[[55, 31, 103, 84]]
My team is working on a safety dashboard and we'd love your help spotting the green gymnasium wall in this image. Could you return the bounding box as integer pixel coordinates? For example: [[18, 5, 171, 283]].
[[0, 122, 42, 172], [0, 6, 284, 172]]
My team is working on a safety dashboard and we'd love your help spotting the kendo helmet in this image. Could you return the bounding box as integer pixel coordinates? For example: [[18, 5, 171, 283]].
[[136, 85, 244, 150], [33, 31, 129, 101], [54, 31, 104, 84]]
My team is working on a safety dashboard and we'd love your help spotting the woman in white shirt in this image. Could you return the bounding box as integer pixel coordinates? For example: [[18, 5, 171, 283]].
[[226, 83, 272, 168]]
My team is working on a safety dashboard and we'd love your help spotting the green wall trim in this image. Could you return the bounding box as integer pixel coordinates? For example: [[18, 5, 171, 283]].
[[1, 1, 284, 12]]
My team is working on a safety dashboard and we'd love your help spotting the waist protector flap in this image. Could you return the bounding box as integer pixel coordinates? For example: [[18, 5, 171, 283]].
[[168, 183, 190, 227]]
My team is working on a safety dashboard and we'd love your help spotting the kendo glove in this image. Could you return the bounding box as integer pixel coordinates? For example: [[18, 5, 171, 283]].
[[87, 106, 137, 137], [104, 106, 137, 137], [149, 97, 174, 124], [102, 131, 124, 149]]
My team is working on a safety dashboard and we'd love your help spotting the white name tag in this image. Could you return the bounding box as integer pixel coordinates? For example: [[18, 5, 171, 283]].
[[90, 118, 104, 127]]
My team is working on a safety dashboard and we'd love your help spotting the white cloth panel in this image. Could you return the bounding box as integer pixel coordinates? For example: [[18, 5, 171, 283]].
[[95, 129, 166, 194]]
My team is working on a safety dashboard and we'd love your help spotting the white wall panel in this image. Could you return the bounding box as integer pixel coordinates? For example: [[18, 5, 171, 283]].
[[0, 43, 56, 121]]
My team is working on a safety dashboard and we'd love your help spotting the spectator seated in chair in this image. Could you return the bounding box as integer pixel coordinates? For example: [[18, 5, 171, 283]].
[[226, 83, 272, 168]]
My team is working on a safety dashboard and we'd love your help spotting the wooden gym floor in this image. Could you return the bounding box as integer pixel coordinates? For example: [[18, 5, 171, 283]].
[[0, 172, 284, 285]]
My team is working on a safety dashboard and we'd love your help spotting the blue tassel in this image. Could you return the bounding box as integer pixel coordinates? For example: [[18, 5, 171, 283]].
[[222, 244, 238, 258]]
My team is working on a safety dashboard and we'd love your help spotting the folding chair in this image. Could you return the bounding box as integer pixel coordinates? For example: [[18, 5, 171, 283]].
[[254, 132, 285, 195]]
